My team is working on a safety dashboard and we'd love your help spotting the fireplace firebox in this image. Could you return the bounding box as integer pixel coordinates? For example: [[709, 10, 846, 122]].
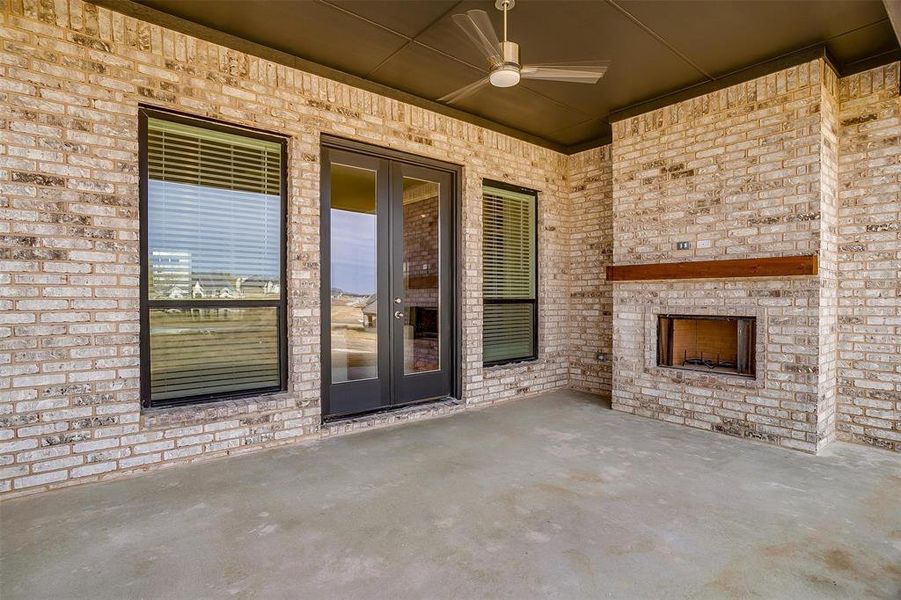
[[657, 315, 755, 377]]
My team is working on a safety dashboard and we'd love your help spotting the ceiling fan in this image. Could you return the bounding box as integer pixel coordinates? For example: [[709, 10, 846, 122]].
[[438, 0, 610, 104]]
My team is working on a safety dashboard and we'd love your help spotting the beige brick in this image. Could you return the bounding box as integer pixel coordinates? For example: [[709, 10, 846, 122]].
[[0, 0, 896, 499]]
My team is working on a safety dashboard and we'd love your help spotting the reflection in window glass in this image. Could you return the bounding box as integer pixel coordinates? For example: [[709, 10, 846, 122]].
[[148, 182, 281, 300], [147, 118, 281, 301], [150, 308, 280, 401], [330, 163, 378, 383], [482, 184, 537, 365], [402, 177, 440, 374], [143, 115, 285, 406]]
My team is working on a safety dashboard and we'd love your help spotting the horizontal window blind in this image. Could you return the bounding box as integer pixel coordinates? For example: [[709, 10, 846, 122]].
[[150, 308, 280, 401], [147, 117, 280, 195], [483, 303, 534, 365], [147, 181, 281, 300], [142, 111, 286, 407], [483, 187, 536, 299], [482, 184, 537, 365]]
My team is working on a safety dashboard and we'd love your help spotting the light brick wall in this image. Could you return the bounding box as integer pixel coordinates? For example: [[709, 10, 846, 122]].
[[609, 60, 837, 453], [612, 62, 826, 265], [817, 66, 840, 451], [836, 63, 901, 452], [0, 0, 572, 496], [607, 59, 900, 454], [1, 0, 898, 497], [566, 146, 613, 397]]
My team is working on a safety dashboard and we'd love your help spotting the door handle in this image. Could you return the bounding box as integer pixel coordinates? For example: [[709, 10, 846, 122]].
[[394, 310, 404, 320]]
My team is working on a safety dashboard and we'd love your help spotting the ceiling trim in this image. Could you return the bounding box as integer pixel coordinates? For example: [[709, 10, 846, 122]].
[[564, 134, 613, 155], [87, 0, 569, 154], [841, 47, 901, 76], [607, 45, 834, 124], [86, 1, 900, 156], [563, 42, 901, 154], [884, 0, 901, 46]]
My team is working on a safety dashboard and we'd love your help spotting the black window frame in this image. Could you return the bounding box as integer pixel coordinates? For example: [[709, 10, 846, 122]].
[[481, 179, 539, 368], [138, 106, 289, 409]]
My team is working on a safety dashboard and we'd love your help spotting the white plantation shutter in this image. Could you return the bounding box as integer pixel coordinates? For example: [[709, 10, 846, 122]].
[[143, 113, 285, 406], [482, 185, 537, 364]]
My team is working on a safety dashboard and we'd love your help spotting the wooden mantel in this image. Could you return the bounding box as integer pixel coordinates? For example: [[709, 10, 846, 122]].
[[606, 255, 818, 282]]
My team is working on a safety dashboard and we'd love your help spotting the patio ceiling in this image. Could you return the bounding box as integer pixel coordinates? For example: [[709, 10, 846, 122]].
[[96, 0, 900, 152]]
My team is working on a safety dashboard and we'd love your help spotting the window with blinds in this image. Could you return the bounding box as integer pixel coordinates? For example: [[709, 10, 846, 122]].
[[140, 110, 286, 407], [482, 183, 537, 366]]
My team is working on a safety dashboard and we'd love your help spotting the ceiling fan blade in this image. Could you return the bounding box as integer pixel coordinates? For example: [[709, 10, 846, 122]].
[[520, 62, 611, 84], [437, 77, 491, 105], [452, 10, 502, 67]]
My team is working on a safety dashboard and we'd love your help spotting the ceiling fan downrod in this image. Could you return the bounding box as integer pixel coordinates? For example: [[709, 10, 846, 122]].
[[497, 0, 512, 42], [492, 0, 521, 87]]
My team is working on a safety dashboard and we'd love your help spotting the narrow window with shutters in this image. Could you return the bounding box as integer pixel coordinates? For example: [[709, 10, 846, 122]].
[[482, 183, 537, 366], [140, 110, 287, 407]]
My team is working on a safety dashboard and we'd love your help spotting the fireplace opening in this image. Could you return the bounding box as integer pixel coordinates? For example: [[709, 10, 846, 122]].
[[657, 315, 755, 377]]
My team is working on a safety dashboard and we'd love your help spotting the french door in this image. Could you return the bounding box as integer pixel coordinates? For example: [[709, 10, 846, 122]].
[[321, 142, 455, 419]]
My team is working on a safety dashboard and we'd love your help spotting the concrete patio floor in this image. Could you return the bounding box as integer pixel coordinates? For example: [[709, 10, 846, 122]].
[[1, 390, 899, 599]]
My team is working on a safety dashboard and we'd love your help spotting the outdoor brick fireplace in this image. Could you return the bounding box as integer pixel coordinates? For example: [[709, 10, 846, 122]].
[[608, 58, 844, 454], [657, 315, 756, 377]]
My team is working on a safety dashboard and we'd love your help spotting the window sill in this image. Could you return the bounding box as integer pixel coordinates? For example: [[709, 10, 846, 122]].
[[483, 357, 540, 371], [142, 390, 297, 428]]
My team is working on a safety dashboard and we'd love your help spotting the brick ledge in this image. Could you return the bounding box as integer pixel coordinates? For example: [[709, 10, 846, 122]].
[[142, 392, 302, 428]]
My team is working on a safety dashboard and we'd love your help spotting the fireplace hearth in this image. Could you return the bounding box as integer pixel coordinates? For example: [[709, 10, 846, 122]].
[[657, 315, 755, 377]]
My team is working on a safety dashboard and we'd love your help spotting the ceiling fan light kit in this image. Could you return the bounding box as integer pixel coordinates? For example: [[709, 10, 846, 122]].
[[489, 62, 520, 88], [439, 0, 611, 104]]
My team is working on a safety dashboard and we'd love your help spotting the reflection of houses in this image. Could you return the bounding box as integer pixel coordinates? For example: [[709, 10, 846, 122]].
[[218, 277, 246, 299], [362, 294, 377, 327], [151, 250, 191, 298]]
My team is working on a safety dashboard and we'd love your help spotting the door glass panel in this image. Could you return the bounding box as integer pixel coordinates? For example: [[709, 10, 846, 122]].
[[402, 177, 440, 374], [330, 163, 378, 383]]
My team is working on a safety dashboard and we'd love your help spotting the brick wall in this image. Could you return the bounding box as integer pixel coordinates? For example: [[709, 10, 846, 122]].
[[817, 65, 840, 450], [836, 63, 901, 452], [607, 59, 900, 454], [610, 60, 836, 453], [566, 146, 613, 397], [0, 0, 572, 496], [1, 0, 898, 496]]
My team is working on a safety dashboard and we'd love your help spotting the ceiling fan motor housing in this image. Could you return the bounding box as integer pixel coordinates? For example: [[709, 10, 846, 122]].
[[500, 41, 520, 67], [489, 41, 522, 88]]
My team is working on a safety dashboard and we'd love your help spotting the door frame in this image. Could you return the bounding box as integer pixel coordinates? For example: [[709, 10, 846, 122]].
[[319, 135, 462, 420]]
